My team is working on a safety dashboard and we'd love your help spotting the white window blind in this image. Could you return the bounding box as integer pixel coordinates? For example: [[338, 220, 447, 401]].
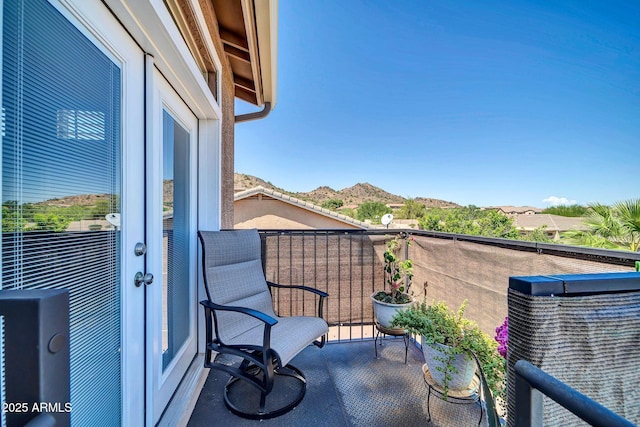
[[162, 111, 191, 370], [3, 1, 122, 425]]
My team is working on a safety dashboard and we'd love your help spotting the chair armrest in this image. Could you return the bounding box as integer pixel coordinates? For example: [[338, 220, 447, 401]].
[[266, 282, 328, 331], [200, 299, 279, 371], [266, 281, 329, 298], [200, 299, 277, 326]]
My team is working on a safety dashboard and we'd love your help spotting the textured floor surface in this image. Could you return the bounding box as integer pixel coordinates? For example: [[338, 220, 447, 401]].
[[188, 338, 486, 427]]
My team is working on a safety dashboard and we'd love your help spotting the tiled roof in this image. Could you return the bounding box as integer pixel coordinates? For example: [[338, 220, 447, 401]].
[[514, 214, 588, 231], [491, 206, 543, 214], [234, 186, 376, 229]]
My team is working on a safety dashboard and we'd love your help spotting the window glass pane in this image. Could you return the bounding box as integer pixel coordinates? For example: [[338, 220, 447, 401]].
[[162, 110, 190, 370], [2, 1, 122, 424]]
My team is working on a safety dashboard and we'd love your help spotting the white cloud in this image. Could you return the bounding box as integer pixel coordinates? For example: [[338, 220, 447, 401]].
[[543, 196, 577, 206]]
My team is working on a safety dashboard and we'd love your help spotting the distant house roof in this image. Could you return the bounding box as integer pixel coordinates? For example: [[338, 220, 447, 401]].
[[338, 204, 359, 211], [514, 214, 588, 232], [234, 186, 375, 229], [491, 206, 543, 215]]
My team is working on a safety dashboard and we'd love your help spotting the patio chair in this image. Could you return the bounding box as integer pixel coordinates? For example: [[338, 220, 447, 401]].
[[198, 229, 329, 419]]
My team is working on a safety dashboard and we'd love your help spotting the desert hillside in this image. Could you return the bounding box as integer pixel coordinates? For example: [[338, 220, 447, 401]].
[[234, 173, 459, 208]]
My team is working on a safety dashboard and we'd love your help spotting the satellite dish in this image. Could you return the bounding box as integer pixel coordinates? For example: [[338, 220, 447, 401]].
[[105, 213, 121, 228], [381, 213, 393, 227]]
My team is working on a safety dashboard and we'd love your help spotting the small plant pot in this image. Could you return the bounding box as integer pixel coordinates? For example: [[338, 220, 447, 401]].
[[371, 292, 413, 328], [422, 339, 476, 391]]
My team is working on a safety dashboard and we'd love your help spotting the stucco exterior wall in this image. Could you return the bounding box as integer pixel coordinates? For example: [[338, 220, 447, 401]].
[[220, 69, 235, 229], [235, 199, 362, 229], [195, 0, 235, 229]]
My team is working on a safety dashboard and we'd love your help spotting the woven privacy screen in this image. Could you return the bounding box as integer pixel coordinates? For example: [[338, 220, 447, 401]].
[[507, 285, 640, 426], [260, 231, 635, 336]]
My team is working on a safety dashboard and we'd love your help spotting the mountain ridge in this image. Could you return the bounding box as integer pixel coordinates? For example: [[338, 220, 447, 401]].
[[234, 173, 460, 208]]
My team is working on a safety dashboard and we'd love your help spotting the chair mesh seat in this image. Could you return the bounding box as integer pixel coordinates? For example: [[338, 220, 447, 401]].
[[225, 316, 329, 367]]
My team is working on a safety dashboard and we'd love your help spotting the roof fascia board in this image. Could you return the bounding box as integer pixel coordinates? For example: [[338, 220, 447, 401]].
[[164, 0, 209, 73], [104, 0, 222, 119], [240, 0, 264, 106], [189, 0, 224, 87], [253, 0, 277, 108]]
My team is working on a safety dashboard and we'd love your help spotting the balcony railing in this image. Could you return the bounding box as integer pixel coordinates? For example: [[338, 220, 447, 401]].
[[258, 229, 639, 339], [188, 229, 640, 425], [514, 360, 635, 427], [254, 229, 640, 425]]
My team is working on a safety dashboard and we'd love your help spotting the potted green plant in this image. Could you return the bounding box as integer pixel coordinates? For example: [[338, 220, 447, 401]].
[[391, 299, 506, 402], [370, 232, 414, 328]]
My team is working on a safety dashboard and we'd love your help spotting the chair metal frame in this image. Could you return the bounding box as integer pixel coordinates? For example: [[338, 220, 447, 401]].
[[198, 231, 328, 419]]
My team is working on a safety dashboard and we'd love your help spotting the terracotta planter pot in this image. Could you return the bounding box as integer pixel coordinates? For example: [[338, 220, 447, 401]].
[[371, 292, 413, 328], [421, 339, 476, 391]]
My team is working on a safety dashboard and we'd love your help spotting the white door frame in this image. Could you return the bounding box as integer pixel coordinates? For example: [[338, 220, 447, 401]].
[[145, 63, 199, 424], [51, 0, 146, 425], [55, 1, 224, 424]]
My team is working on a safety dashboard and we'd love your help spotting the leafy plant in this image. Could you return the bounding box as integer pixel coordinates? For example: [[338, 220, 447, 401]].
[[516, 225, 552, 243], [396, 198, 427, 219], [391, 299, 506, 402], [372, 233, 414, 304], [339, 208, 358, 219], [541, 204, 589, 217], [357, 201, 392, 224], [28, 210, 71, 232], [418, 206, 519, 239], [495, 317, 508, 358], [321, 199, 344, 210], [563, 198, 640, 251]]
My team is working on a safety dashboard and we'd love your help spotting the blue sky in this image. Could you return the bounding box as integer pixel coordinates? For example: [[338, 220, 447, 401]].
[[235, 0, 640, 208]]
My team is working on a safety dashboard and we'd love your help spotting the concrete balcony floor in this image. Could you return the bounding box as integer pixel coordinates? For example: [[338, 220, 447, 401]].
[[188, 338, 488, 426]]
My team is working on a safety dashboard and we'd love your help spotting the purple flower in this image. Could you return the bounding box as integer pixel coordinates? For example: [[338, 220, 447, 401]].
[[495, 316, 508, 359]]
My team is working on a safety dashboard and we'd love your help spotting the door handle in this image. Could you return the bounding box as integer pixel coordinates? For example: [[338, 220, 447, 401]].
[[134, 242, 147, 256], [134, 272, 154, 287]]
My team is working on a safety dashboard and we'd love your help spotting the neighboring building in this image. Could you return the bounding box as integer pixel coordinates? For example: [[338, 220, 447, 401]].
[[386, 203, 405, 209], [514, 214, 588, 240], [391, 219, 420, 229], [235, 187, 373, 229], [2, 1, 276, 425], [491, 206, 543, 216], [339, 204, 360, 211]]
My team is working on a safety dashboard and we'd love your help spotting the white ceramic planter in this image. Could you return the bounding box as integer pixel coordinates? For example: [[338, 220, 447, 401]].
[[371, 292, 413, 328], [421, 339, 476, 391]]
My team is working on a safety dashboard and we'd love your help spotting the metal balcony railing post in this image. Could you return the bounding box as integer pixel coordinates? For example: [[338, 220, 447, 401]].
[[349, 232, 353, 340], [514, 360, 635, 427], [337, 233, 342, 340], [403, 232, 410, 291], [359, 231, 365, 339], [289, 233, 293, 316], [514, 361, 544, 427]]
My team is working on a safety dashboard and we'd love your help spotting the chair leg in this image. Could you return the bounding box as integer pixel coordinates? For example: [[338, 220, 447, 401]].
[[259, 390, 267, 414], [223, 364, 307, 420]]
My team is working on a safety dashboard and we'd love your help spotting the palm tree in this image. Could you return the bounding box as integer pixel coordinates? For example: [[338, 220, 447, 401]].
[[613, 199, 640, 252], [563, 199, 640, 252]]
